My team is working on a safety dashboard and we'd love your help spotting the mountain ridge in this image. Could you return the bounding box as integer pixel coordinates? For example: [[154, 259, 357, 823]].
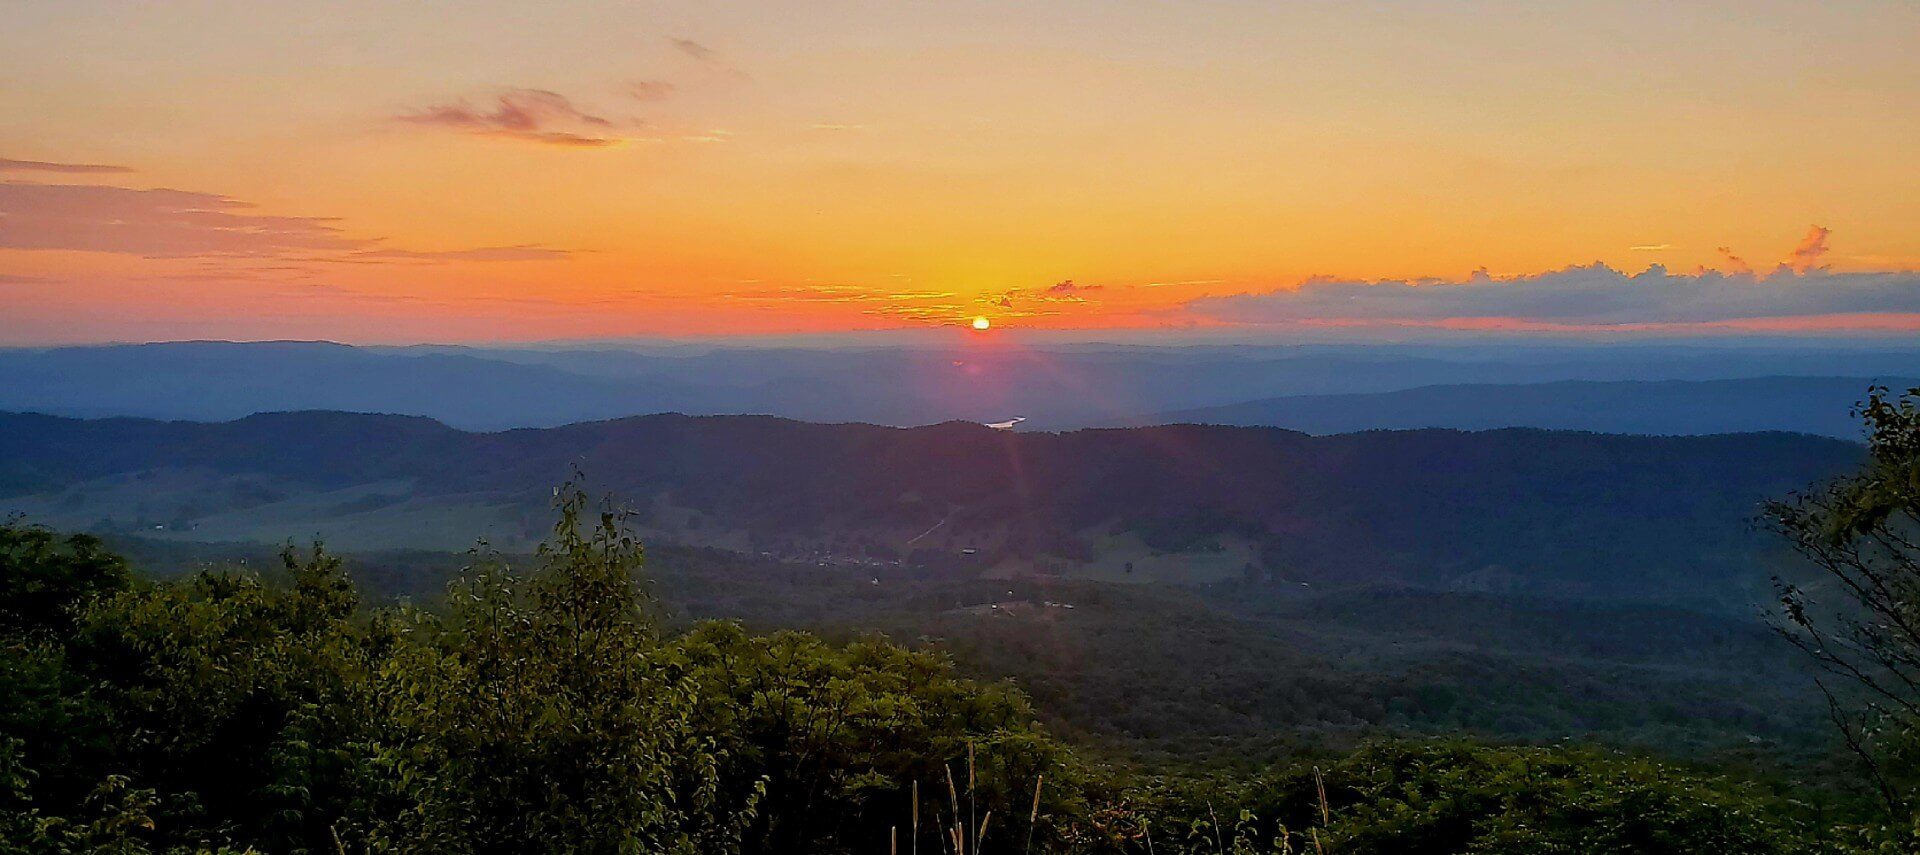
[[9, 339, 1919, 431], [1152, 375, 1918, 438], [0, 409, 1862, 610]]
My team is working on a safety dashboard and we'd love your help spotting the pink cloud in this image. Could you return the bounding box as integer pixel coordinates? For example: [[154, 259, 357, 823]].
[[0, 182, 362, 256], [0, 181, 574, 264], [1785, 225, 1831, 273]]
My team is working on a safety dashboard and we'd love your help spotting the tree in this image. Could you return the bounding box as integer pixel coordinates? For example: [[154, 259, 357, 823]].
[[0, 519, 130, 639], [1771, 385, 1920, 814]]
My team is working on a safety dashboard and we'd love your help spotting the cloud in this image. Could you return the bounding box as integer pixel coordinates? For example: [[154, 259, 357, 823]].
[[0, 156, 134, 175], [958, 279, 1109, 320], [516, 131, 624, 147], [667, 37, 750, 82], [1182, 263, 1920, 329], [0, 182, 363, 256], [1715, 246, 1752, 276], [1630, 244, 1670, 252], [628, 80, 676, 102], [0, 181, 574, 264], [670, 38, 718, 62], [337, 245, 573, 263], [987, 279, 1107, 310], [397, 88, 626, 147], [724, 284, 955, 304], [720, 284, 980, 323], [1786, 225, 1831, 273], [1047, 279, 1103, 294]]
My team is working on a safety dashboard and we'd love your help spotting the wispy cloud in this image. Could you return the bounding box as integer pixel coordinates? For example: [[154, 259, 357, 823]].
[[0, 156, 134, 175], [725, 284, 955, 304], [1630, 244, 1671, 252], [627, 80, 677, 102], [0, 182, 363, 256], [337, 245, 573, 263], [1047, 279, 1102, 294], [982, 279, 1109, 313], [667, 36, 750, 82], [670, 38, 718, 62], [1786, 224, 1831, 273], [0, 180, 572, 264], [396, 88, 628, 147], [721, 284, 980, 323], [1715, 245, 1753, 276]]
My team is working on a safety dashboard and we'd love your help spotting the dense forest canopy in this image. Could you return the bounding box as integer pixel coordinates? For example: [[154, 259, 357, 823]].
[[0, 491, 1871, 853]]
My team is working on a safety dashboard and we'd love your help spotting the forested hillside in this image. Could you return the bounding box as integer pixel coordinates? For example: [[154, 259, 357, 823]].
[[1155, 376, 1920, 438], [0, 412, 1861, 606], [100, 535, 1841, 769], [0, 496, 1872, 853]]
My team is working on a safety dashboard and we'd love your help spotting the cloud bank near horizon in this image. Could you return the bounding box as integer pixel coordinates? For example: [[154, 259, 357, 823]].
[[1181, 261, 1920, 331]]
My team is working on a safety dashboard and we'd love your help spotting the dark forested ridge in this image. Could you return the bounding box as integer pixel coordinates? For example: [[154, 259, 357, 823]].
[[0, 410, 1861, 606], [1154, 376, 1920, 438]]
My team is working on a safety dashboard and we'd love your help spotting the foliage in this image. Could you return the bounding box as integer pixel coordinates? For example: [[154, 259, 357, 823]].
[[1771, 386, 1920, 812], [0, 482, 1863, 852], [1090, 741, 1812, 855], [671, 622, 1078, 851], [0, 486, 1070, 852], [0, 520, 128, 639], [110, 534, 1846, 768]]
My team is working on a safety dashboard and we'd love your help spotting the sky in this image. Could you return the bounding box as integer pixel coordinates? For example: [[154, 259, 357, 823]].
[[2, 0, 1918, 344]]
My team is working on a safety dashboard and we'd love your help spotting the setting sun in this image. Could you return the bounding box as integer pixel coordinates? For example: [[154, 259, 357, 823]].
[[972, 317, 991, 331]]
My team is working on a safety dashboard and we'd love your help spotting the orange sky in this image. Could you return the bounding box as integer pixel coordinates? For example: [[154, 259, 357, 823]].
[[2, 1, 1918, 343]]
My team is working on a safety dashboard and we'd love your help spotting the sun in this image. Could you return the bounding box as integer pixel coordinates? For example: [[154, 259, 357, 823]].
[[971, 316, 991, 330]]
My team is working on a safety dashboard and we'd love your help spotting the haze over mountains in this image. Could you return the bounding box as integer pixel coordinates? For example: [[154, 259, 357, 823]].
[[2, 339, 1915, 435]]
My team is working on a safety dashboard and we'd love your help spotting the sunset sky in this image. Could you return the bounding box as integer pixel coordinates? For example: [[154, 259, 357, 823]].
[[3, 0, 1918, 343]]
